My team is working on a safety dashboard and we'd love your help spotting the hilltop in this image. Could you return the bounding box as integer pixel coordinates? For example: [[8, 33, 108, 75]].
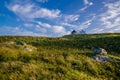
[[0, 33, 120, 80]]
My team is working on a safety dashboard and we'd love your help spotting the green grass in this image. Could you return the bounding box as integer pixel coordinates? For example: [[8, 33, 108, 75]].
[[0, 33, 120, 80]]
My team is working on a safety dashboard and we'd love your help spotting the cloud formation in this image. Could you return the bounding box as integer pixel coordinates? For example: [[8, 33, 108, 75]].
[[99, 0, 120, 32], [7, 3, 60, 20], [4, 0, 120, 36], [80, 0, 93, 11], [88, 0, 120, 34], [5, 0, 82, 36], [23, 21, 70, 36], [64, 15, 80, 22], [83, 0, 93, 5], [0, 26, 42, 36]]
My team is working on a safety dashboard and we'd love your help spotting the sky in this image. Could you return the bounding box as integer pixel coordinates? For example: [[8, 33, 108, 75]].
[[0, 0, 120, 37]]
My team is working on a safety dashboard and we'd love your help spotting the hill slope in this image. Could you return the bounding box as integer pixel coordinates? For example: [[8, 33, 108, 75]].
[[0, 33, 120, 80]]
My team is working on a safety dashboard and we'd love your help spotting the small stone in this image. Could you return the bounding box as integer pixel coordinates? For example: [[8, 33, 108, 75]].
[[8, 42, 15, 44], [24, 48, 32, 52]]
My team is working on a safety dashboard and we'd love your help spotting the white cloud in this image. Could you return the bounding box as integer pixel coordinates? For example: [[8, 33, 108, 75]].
[[61, 18, 93, 32], [0, 26, 41, 36], [24, 22, 49, 33], [84, 0, 89, 5], [36, 22, 70, 35], [113, 27, 120, 31], [53, 26, 66, 34], [80, 6, 88, 11], [35, 25, 47, 33], [37, 22, 51, 28], [88, 0, 120, 34], [23, 21, 70, 36], [5, 0, 96, 36], [83, 0, 93, 5], [7, 3, 61, 20], [89, 2, 93, 6], [80, 0, 93, 11], [6, 0, 82, 36], [77, 19, 93, 30], [24, 23, 34, 27], [61, 22, 77, 28], [64, 15, 80, 22], [92, 28, 104, 33], [55, 14, 80, 29], [99, 0, 120, 30]]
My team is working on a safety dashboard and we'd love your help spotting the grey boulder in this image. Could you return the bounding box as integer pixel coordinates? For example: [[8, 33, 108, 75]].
[[94, 48, 107, 55], [92, 56, 110, 62]]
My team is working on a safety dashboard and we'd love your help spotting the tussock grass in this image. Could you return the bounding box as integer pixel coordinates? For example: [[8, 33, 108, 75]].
[[0, 33, 120, 80]]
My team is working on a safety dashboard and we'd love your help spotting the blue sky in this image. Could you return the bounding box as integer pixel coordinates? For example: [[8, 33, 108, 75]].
[[0, 0, 120, 37]]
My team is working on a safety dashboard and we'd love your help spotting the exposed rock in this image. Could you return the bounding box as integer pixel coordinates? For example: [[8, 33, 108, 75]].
[[24, 48, 32, 52], [92, 56, 110, 62], [8, 41, 15, 44], [71, 30, 77, 35], [94, 48, 107, 55]]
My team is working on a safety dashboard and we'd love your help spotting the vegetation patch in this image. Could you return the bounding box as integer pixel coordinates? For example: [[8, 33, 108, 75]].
[[0, 33, 120, 80]]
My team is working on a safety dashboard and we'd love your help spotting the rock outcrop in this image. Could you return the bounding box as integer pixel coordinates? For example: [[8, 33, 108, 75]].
[[94, 48, 107, 55]]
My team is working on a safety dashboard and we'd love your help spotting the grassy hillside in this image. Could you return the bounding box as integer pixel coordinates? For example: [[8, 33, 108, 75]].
[[0, 33, 120, 80]]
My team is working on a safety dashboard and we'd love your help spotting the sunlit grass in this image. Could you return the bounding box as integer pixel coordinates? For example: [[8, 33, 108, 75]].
[[0, 33, 120, 80]]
